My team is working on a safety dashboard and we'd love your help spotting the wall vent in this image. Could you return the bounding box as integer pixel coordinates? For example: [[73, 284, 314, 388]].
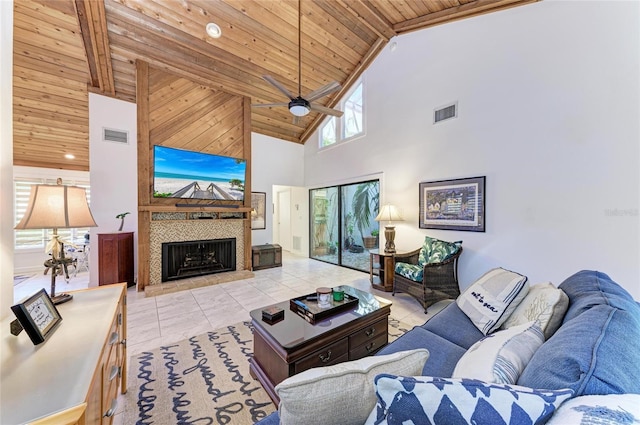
[[103, 128, 129, 144], [434, 102, 457, 124], [292, 236, 301, 251]]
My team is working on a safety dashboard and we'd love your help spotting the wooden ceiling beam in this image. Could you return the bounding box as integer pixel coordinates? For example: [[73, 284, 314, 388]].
[[75, 0, 116, 95], [393, 0, 538, 34], [338, 0, 397, 41]]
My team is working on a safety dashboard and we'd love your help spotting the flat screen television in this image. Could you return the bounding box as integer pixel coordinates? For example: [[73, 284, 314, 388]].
[[153, 145, 246, 201]]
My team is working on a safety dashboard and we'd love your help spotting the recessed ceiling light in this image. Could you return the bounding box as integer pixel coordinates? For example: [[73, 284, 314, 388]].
[[206, 22, 222, 38], [65, 153, 75, 159]]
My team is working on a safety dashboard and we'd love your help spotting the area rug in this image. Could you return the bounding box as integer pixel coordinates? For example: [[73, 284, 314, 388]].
[[125, 317, 412, 425]]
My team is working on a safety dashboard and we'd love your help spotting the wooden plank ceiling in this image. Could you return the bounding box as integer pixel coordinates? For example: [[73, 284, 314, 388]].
[[13, 0, 538, 171]]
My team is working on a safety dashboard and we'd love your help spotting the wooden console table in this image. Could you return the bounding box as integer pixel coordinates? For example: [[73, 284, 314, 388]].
[[1, 284, 127, 425]]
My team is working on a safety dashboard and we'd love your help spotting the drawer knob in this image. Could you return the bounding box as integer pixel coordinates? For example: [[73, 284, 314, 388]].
[[104, 398, 118, 417], [365, 328, 376, 337], [121, 338, 127, 347], [319, 350, 332, 363], [366, 342, 376, 352], [108, 365, 121, 381]]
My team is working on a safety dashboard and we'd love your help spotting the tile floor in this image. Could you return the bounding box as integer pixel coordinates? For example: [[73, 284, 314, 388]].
[[15, 251, 450, 424]]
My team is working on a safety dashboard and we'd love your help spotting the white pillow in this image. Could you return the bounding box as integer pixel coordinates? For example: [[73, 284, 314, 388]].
[[501, 282, 569, 339], [275, 349, 430, 425], [547, 394, 640, 425], [457, 267, 529, 335], [452, 321, 544, 384]]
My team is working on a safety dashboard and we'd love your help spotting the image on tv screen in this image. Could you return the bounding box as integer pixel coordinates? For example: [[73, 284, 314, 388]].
[[153, 145, 246, 201]]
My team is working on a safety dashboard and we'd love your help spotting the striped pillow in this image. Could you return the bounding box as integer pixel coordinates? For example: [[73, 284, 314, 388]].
[[456, 268, 529, 334], [452, 321, 544, 384]]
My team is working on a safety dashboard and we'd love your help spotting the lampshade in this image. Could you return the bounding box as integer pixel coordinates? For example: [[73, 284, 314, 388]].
[[15, 184, 97, 230], [375, 204, 403, 222]]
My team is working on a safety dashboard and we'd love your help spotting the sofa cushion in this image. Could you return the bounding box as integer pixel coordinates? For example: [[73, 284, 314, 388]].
[[421, 301, 485, 349], [501, 282, 569, 339], [453, 321, 544, 384], [560, 270, 639, 323], [377, 326, 467, 377], [394, 262, 423, 282], [457, 267, 529, 335], [518, 305, 640, 395], [274, 349, 429, 425], [417, 236, 461, 266], [547, 394, 640, 425], [365, 374, 574, 425]]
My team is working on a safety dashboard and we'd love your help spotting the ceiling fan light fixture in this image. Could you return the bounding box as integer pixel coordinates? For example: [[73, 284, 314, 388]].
[[289, 98, 310, 116], [206, 22, 222, 38]]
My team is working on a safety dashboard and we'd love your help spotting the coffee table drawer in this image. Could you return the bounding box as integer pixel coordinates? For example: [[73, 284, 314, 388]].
[[294, 338, 348, 373], [349, 318, 388, 348], [350, 332, 387, 360]]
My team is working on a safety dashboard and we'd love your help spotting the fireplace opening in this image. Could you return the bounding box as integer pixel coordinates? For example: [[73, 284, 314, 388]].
[[162, 238, 236, 282]]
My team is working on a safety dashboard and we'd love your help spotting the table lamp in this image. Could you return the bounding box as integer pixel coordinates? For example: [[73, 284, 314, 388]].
[[375, 204, 403, 253], [15, 179, 97, 304]]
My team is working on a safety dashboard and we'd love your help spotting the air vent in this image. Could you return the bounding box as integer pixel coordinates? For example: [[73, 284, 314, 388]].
[[103, 128, 129, 144], [434, 102, 457, 124]]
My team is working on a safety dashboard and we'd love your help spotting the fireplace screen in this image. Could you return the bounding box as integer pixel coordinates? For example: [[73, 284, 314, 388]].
[[161, 238, 236, 282]]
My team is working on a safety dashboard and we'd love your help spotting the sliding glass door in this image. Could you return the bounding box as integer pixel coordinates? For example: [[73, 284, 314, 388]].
[[310, 180, 379, 272]]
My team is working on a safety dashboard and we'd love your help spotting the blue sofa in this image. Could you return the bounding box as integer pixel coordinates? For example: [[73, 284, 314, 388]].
[[256, 270, 640, 424]]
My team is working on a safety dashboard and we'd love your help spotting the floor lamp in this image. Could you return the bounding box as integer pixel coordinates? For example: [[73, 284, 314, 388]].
[[15, 179, 97, 305], [375, 204, 403, 253]]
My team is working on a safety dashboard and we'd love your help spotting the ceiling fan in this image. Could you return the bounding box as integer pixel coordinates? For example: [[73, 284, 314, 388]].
[[252, 0, 344, 122]]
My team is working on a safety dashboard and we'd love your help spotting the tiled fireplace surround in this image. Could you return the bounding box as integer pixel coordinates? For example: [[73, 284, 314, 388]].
[[145, 212, 252, 296]]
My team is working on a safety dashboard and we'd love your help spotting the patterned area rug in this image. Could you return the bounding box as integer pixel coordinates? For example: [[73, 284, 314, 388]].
[[125, 317, 413, 424]]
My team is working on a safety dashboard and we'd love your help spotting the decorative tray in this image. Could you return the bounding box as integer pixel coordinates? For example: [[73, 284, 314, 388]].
[[289, 292, 359, 324]]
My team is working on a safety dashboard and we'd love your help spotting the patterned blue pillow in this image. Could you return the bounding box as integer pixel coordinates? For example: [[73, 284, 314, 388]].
[[417, 236, 462, 266], [366, 374, 573, 425]]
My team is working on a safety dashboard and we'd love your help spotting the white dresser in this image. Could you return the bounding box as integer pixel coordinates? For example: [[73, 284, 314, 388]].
[[1, 284, 127, 425]]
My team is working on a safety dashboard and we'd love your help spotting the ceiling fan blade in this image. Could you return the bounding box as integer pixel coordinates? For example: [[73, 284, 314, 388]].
[[305, 81, 341, 102], [309, 103, 344, 117], [252, 102, 289, 108], [263, 75, 296, 100]]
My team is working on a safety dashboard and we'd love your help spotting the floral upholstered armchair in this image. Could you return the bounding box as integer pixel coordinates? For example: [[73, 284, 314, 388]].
[[394, 236, 462, 313]]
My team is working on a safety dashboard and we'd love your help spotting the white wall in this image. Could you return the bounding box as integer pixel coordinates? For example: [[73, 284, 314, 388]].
[[88, 94, 138, 286], [304, 0, 640, 299], [0, 0, 14, 319], [251, 133, 305, 248]]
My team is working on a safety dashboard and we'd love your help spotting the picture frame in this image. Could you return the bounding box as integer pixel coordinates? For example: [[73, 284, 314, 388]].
[[251, 192, 267, 230], [419, 176, 486, 232], [10, 289, 63, 345]]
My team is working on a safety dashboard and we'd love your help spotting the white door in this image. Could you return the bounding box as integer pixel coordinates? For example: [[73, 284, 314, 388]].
[[277, 190, 291, 251]]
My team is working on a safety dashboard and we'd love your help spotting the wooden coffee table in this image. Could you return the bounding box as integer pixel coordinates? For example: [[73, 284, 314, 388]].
[[249, 286, 392, 404]]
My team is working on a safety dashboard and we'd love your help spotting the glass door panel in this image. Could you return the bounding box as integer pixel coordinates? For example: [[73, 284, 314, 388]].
[[341, 181, 379, 271], [310, 187, 339, 264]]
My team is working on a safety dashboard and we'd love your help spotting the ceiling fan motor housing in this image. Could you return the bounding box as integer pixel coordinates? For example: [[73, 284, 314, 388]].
[[289, 97, 311, 116]]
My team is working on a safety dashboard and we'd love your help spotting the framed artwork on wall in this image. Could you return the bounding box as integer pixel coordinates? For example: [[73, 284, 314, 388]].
[[419, 176, 486, 232], [10, 289, 63, 345], [251, 192, 267, 230]]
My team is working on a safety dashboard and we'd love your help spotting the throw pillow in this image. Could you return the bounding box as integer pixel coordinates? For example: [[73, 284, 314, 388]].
[[501, 282, 569, 339], [547, 394, 640, 425], [452, 321, 544, 384], [275, 349, 429, 425], [417, 236, 461, 266], [365, 374, 574, 425], [457, 267, 529, 335]]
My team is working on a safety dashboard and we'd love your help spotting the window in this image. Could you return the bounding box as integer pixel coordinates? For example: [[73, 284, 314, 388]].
[[319, 78, 365, 148], [14, 178, 92, 250]]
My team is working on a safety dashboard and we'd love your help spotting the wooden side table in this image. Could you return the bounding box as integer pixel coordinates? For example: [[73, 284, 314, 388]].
[[369, 249, 395, 292]]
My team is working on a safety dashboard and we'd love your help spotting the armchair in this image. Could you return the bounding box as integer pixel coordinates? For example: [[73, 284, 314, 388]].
[[393, 237, 462, 313]]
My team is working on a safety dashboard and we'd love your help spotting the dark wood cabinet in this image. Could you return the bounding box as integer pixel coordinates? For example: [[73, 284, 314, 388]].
[[98, 232, 134, 286]]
